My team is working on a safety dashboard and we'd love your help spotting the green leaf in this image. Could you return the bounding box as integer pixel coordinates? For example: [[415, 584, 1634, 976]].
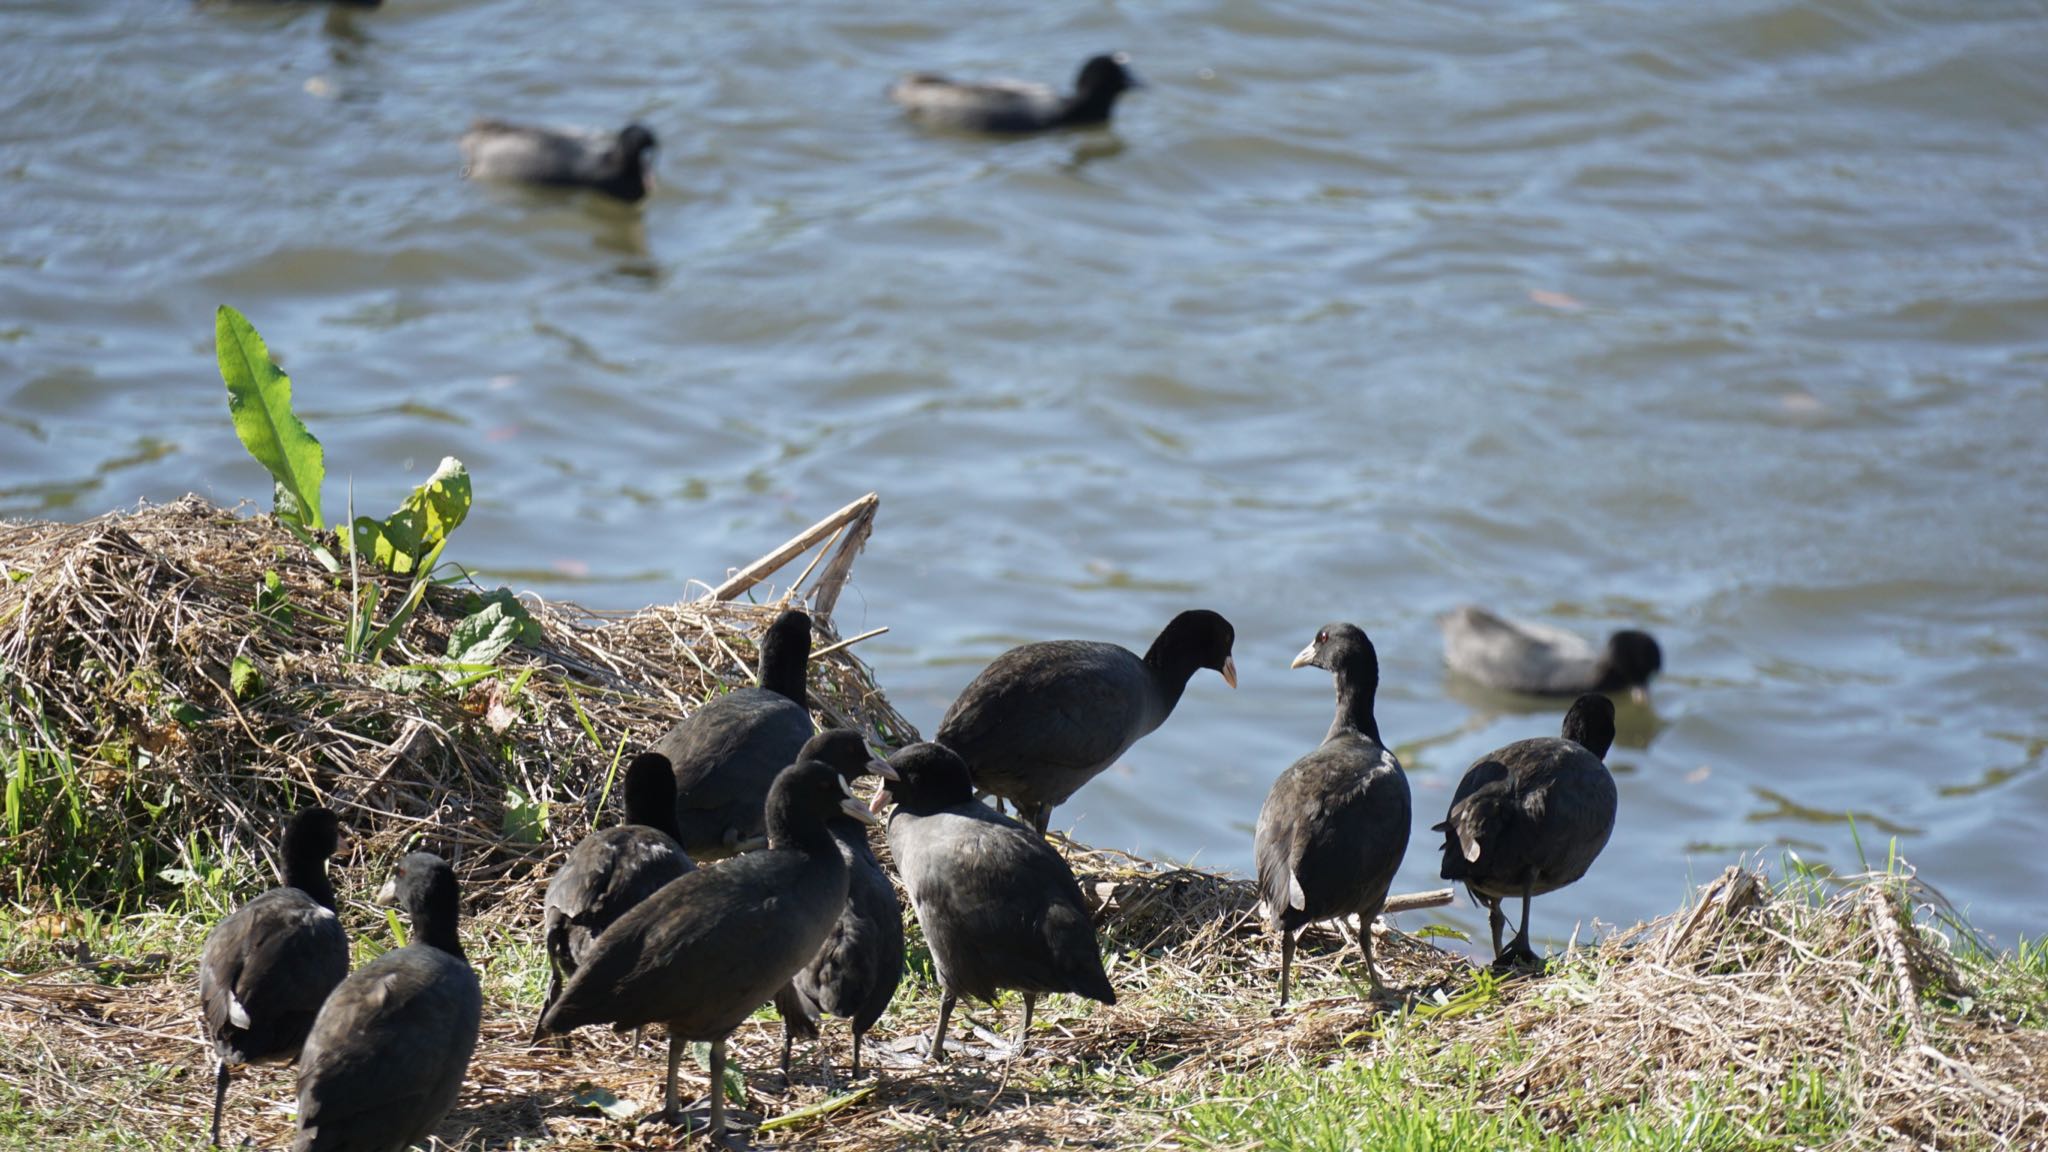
[[216, 306, 326, 531], [447, 592, 537, 665], [229, 656, 260, 700], [570, 1086, 639, 1122], [502, 785, 548, 844], [348, 457, 472, 575], [255, 569, 294, 628]]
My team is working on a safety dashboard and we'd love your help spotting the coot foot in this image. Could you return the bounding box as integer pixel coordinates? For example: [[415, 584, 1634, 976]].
[[1491, 936, 1544, 972]]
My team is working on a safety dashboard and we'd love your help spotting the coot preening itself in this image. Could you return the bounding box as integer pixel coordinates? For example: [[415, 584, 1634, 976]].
[[653, 608, 817, 860], [879, 742, 1115, 1061], [889, 53, 1144, 135], [936, 609, 1236, 836], [460, 120, 658, 203], [198, 806, 349, 1147], [293, 853, 481, 1152], [1254, 624, 1411, 1006], [1435, 693, 1618, 968], [536, 759, 873, 1142], [772, 730, 903, 1087], [537, 752, 694, 1035], [1440, 606, 1662, 699]]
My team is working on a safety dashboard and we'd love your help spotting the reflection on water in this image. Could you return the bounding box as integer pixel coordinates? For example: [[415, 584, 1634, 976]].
[[2, 0, 2046, 946]]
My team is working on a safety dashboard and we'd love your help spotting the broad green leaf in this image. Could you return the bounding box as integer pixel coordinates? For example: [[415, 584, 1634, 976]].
[[502, 785, 547, 844], [349, 457, 472, 575], [229, 655, 260, 700], [570, 1086, 639, 1122], [447, 593, 537, 665], [216, 306, 325, 531]]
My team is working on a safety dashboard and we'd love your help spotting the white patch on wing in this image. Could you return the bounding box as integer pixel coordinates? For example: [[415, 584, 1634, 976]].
[[227, 993, 251, 1030], [1287, 872, 1306, 911]]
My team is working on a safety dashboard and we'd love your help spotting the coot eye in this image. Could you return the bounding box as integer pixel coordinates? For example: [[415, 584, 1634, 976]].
[[1317, 630, 1328, 644]]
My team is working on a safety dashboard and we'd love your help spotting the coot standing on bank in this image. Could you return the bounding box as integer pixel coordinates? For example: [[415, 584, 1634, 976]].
[[198, 806, 350, 1147], [889, 53, 1144, 135], [1439, 605, 1662, 699], [772, 730, 904, 1086], [936, 609, 1236, 835], [1436, 693, 1619, 967], [460, 120, 659, 203], [538, 752, 694, 1033], [653, 608, 817, 859], [1254, 624, 1412, 1005], [293, 853, 481, 1152], [879, 742, 1115, 1061], [536, 760, 877, 1143]]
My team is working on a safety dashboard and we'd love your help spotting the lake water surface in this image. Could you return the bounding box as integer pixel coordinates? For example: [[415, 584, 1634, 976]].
[[4, 0, 2045, 949]]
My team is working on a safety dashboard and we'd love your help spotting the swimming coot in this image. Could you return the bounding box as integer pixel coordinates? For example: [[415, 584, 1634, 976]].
[[1435, 693, 1618, 968], [293, 853, 481, 1152], [1253, 624, 1411, 1006], [878, 742, 1115, 1061], [198, 806, 350, 1148], [653, 608, 817, 860], [889, 53, 1144, 135], [771, 730, 903, 1087], [460, 120, 658, 203], [936, 609, 1236, 835], [1439, 605, 1662, 699], [537, 752, 694, 1035], [536, 759, 871, 1142]]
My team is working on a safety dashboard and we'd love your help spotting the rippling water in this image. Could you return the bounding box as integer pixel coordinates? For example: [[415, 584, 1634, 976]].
[[4, 0, 2045, 947]]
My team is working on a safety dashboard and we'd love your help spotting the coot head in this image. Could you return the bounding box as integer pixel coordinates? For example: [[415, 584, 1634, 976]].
[[1561, 693, 1617, 759], [1606, 630, 1663, 689], [874, 742, 974, 812], [620, 751, 679, 830], [1151, 608, 1238, 688], [768, 758, 881, 850], [617, 123, 659, 195], [1290, 622, 1378, 682], [283, 806, 342, 869], [797, 728, 897, 783], [756, 609, 814, 703], [375, 852, 463, 955], [1076, 52, 1143, 96]]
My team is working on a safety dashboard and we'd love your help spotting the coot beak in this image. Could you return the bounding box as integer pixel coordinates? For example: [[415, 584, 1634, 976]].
[[1220, 655, 1238, 688], [1630, 685, 1650, 705], [374, 874, 399, 907], [866, 757, 899, 781], [1289, 642, 1317, 669], [868, 785, 893, 814], [840, 797, 883, 826]]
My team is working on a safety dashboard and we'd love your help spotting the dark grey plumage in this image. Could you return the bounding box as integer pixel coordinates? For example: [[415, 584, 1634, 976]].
[[198, 806, 349, 1148], [880, 742, 1115, 1062], [1254, 624, 1412, 1006], [460, 120, 658, 203], [1436, 694, 1618, 967], [537, 752, 693, 1034], [536, 759, 872, 1142], [889, 53, 1143, 135], [293, 853, 480, 1152], [1440, 605, 1662, 698], [653, 608, 816, 859], [772, 730, 903, 1086], [935, 609, 1236, 835]]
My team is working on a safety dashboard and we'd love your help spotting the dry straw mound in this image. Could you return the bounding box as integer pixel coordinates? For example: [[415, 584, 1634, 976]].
[[0, 493, 907, 912]]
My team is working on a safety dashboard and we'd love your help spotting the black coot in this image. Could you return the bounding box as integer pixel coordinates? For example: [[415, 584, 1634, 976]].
[[889, 53, 1144, 134], [879, 742, 1115, 1061], [198, 806, 349, 1147], [652, 608, 816, 859], [536, 759, 873, 1142], [772, 730, 903, 1087], [293, 853, 481, 1152], [538, 752, 694, 1033], [1440, 605, 1662, 698], [460, 120, 658, 203], [1435, 693, 1618, 967], [936, 609, 1236, 835], [1254, 624, 1412, 1006]]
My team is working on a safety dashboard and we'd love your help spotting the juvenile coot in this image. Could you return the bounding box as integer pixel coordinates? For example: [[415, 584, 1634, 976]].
[[1439, 605, 1662, 698], [889, 53, 1144, 135], [878, 742, 1115, 1061], [653, 608, 817, 859], [1435, 693, 1618, 968], [536, 759, 873, 1142], [460, 120, 658, 203], [537, 752, 694, 1034], [772, 730, 903, 1086], [293, 853, 480, 1152], [198, 806, 349, 1148], [1253, 624, 1412, 1006], [936, 609, 1236, 835]]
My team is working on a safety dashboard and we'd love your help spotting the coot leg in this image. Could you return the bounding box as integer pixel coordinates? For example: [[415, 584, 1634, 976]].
[[1278, 929, 1295, 1007], [209, 1060, 229, 1147], [779, 1023, 795, 1080], [1360, 919, 1386, 998], [851, 1028, 864, 1079], [1014, 993, 1036, 1054], [929, 992, 957, 1063], [1486, 898, 1507, 959], [708, 1037, 729, 1144], [663, 1032, 684, 1124]]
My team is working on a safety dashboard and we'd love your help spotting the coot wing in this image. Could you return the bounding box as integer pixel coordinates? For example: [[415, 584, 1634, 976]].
[[936, 641, 1154, 801], [200, 889, 348, 1060], [294, 949, 481, 1152], [1441, 607, 1602, 694]]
